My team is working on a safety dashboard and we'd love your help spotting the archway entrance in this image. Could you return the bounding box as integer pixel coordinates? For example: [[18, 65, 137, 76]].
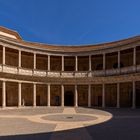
[[64, 91, 74, 106]]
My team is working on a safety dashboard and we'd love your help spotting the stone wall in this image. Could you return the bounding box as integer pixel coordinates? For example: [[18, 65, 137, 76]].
[[64, 56, 75, 71], [5, 48, 18, 66], [91, 55, 103, 70], [21, 52, 33, 69], [21, 83, 33, 106], [50, 56, 61, 71], [78, 56, 89, 71], [36, 84, 47, 106], [105, 84, 117, 107], [106, 53, 118, 69], [91, 84, 102, 107], [36, 54, 48, 70], [6, 82, 18, 106], [50, 85, 61, 106], [78, 85, 88, 106], [120, 49, 133, 67], [120, 82, 132, 107]]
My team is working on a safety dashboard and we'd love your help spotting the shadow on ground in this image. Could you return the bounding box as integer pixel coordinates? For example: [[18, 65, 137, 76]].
[[0, 108, 140, 140]]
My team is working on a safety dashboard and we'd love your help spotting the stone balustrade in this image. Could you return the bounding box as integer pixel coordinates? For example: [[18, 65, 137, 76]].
[[61, 72, 74, 78], [0, 64, 139, 78], [18, 67, 32, 76], [75, 72, 88, 77], [3, 65, 18, 74], [93, 70, 105, 77], [33, 69, 46, 77], [105, 68, 120, 76], [47, 71, 61, 77], [120, 66, 136, 74]]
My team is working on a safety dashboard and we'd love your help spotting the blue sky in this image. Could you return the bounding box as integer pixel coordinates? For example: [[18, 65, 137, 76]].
[[0, 0, 140, 45]]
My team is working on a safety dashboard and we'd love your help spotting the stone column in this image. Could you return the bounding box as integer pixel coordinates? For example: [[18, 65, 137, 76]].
[[102, 84, 105, 108], [75, 85, 78, 107], [75, 56, 78, 71], [132, 81, 136, 109], [89, 55, 92, 71], [47, 84, 50, 106], [103, 54, 105, 75], [133, 47, 136, 66], [61, 85, 64, 107], [33, 83, 36, 107], [2, 46, 5, 65], [48, 55, 50, 71], [18, 82, 21, 107], [88, 84, 91, 107], [117, 83, 120, 108], [118, 51, 120, 68], [34, 53, 36, 69], [62, 56, 64, 71], [2, 81, 6, 108], [18, 50, 21, 67]]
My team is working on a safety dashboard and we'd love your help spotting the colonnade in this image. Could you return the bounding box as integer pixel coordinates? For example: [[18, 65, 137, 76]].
[[1, 80, 136, 108], [2, 45, 137, 71]]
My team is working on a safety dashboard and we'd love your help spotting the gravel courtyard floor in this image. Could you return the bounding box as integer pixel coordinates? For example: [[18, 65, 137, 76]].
[[0, 107, 139, 140]]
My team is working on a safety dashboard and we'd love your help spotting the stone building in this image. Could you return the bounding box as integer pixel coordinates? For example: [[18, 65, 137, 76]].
[[0, 26, 140, 108]]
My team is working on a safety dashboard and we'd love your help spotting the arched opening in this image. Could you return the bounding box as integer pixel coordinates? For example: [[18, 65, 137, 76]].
[[64, 91, 74, 106]]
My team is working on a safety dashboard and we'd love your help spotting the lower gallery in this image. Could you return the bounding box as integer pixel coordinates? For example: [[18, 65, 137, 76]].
[[0, 26, 140, 108]]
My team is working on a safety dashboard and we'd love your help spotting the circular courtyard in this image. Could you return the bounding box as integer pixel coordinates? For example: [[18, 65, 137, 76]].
[[0, 107, 140, 140]]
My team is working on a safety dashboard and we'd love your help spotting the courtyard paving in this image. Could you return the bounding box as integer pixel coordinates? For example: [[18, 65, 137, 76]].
[[0, 107, 139, 140]]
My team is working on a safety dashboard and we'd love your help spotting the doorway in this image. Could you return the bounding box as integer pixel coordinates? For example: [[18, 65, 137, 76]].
[[64, 91, 74, 106]]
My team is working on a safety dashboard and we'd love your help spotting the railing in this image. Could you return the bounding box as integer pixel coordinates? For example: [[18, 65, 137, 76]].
[[3, 65, 18, 74], [48, 71, 61, 77], [105, 68, 120, 76], [93, 70, 105, 77], [120, 66, 136, 74], [136, 65, 140, 72], [33, 69, 46, 77], [75, 71, 88, 77], [0, 64, 139, 78], [61, 72, 74, 78], [19, 67, 32, 76]]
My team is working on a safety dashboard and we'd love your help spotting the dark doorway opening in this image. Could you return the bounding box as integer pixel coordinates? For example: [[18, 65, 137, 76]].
[[36, 96, 40, 106], [64, 91, 74, 106], [98, 96, 102, 107], [136, 89, 140, 108]]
